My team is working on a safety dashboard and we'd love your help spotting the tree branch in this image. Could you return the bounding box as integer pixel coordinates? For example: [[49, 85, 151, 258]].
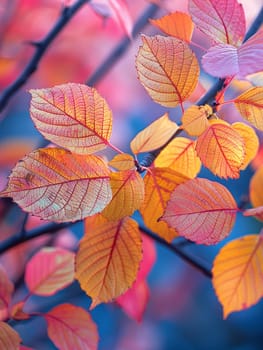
[[0, 0, 90, 113], [86, 3, 159, 86]]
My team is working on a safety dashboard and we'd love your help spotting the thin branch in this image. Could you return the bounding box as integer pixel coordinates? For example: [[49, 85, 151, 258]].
[[141, 227, 212, 278], [86, 3, 159, 86], [0, 222, 75, 254], [0, 0, 90, 113]]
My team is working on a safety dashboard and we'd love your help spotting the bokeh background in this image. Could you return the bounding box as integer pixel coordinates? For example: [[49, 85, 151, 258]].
[[0, 0, 263, 349]]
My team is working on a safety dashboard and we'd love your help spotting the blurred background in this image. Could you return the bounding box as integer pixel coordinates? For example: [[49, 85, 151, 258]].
[[0, 0, 263, 349]]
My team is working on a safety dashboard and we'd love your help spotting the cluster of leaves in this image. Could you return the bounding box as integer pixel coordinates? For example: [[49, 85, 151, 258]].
[[0, 0, 263, 348]]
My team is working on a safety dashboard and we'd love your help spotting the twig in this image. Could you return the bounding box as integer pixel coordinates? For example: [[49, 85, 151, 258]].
[[86, 3, 159, 86], [141, 227, 212, 278], [0, 0, 90, 112]]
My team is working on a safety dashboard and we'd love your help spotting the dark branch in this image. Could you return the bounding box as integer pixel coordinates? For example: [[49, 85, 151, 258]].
[[86, 3, 159, 86], [141, 227, 212, 278], [0, 0, 90, 113]]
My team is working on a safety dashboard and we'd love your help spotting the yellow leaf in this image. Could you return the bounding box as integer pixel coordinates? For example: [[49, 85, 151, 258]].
[[213, 234, 263, 318], [250, 165, 263, 208], [30, 83, 113, 154], [150, 11, 194, 42], [102, 170, 145, 221], [196, 121, 245, 179], [108, 153, 135, 171], [130, 113, 179, 154], [75, 217, 142, 308], [140, 167, 188, 242], [0, 148, 112, 222], [181, 105, 212, 136], [155, 137, 201, 178], [234, 87, 263, 130], [136, 35, 199, 107], [232, 122, 259, 170]]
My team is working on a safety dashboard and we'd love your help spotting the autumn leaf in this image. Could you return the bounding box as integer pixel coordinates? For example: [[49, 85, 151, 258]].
[[196, 121, 245, 179], [232, 122, 259, 169], [155, 137, 201, 179], [234, 87, 263, 131], [10, 302, 29, 321], [150, 12, 194, 42], [0, 148, 112, 222], [101, 169, 145, 221], [249, 166, 263, 208], [181, 105, 211, 136], [75, 217, 142, 308], [130, 113, 179, 154], [0, 322, 21, 350], [109, 153, 135, 171], [117, 279, 149, 322], [140, 167, 187, 242], [161, 178, 238, 245], [30, 83, 113, 154], [189, 0, 246, 46], [45, 303, 98, 350], [202, 29, 263, 78], [136, 35, 199, 107], [25, 247, 75, 296], [213, 233, 263, 318], [116, 234, 155, 321], [0, 266, 14, 321]]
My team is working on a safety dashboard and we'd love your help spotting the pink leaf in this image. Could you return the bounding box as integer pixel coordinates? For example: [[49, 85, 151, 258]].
[[25, 247, 75, 296], [243, 206, 263, 221], [45, 303, 98, 350], [161, 178, 238, 245], [0, 265, 14, 321], [202, 29, 263, 78], [189, 0, 246, 46], [0, 322, 21, 349], [137, 234, 156, 283], [117, 280, 149, 322]]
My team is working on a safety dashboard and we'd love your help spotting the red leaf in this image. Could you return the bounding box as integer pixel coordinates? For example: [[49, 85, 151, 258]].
[[0, 265, 14, 321], [161, 178, 238, 245], [45, 303, 98, 350], [189, 0, 245, 46], [117, 280, 149, 322], [25, 247, 75, 296]]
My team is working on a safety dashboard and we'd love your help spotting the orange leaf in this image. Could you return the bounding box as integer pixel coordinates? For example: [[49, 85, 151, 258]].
[[102, 170, 144, 221], [181, 105, 211, 136], [232, 122, 259, 170], [109, 153, 135, 171], [25, 247, 75, 296], [0, 148, 112, 222], [212, 234, 263, 318], [234, 87, 263, 131], [0, 266, 14, 321], [150, 12, 194, 42], [140, 167, 188, 242], [30, 83, 113, 154], [161, 178, 238, 245], [75, 217, 142, 308], [130, 113, 179, 154], [249, 166, 263, 208], [155, 137, 201, 179], [10, 302, 29, 321], [136, 35, 199, 107], [196, 121, 245, 179], [0, 322, 21, 349], [45, 303, 98, 350]]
